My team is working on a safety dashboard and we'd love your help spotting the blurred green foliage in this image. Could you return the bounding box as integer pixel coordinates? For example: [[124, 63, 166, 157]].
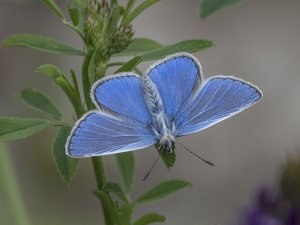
[[200, 0, 242, 18]]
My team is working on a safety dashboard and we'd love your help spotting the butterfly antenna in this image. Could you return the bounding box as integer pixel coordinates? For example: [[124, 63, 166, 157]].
[[176, 141, 215, 166], [142, 154, 161, 181]]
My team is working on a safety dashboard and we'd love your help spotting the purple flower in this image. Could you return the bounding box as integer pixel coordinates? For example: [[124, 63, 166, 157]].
[[236, 187, 300, 225]]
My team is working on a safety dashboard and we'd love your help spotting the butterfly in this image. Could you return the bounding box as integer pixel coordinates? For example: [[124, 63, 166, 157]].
[[65, 52, 262, 158]]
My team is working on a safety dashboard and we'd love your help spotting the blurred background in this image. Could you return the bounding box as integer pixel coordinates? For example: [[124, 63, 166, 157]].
[[1, 0, 300, 225]]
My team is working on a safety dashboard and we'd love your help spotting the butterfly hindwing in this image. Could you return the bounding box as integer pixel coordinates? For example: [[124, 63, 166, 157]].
[[66, 111, 157, 157], [147, 53, 202, 121], [175, 76, 262, 137]]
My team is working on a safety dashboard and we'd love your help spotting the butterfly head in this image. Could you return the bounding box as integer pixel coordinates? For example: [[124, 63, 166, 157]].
[[159, 134, 175, 154]]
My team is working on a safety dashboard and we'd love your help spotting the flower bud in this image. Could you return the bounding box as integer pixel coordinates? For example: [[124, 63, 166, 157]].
[[83, 0, 134, 60]]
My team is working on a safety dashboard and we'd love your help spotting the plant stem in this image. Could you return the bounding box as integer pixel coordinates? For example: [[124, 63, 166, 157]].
[[92, 157, 116, 225], [0, 143, 31, 225], [95, 58, 108, 80], [82, 52, 116, 224], [92, 157, 106, 189]]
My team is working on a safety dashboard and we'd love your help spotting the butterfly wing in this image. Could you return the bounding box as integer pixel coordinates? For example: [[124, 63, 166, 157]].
[[175, 76, 262, 137], [146, 53, 202, 121], [91, 73, 152, 124], [66, 111, 156, 157], [66, 74, 157, 157]]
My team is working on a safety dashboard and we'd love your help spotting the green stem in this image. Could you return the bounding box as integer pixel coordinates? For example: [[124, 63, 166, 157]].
[[92, 157, 115, 225], [82, 53, 116, 224], [0, 143, 31, 225], [95, 58, 108, 81], [93, 190, 120, 225], [92, 157, 106, 189]]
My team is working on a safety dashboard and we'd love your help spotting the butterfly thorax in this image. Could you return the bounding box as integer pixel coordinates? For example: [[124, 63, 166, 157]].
[[142, 76, 176, 153]]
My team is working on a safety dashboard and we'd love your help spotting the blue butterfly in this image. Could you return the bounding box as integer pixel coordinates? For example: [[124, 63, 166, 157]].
[[66, 53, 262, 158]]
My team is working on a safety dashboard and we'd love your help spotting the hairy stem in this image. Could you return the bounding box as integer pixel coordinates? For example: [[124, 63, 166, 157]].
[[0, 143, 31, 225]]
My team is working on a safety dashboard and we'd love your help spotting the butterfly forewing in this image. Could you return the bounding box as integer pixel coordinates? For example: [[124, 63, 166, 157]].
[[146, 53, 202, 121], [91, 73, 152, 124], [175, 77, 262, 137]]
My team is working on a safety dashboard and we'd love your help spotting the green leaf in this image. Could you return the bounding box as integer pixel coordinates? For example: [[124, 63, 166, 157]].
[[123, 0, 161, 25], [136, 180, 192, 204], [17, 88, 62, 119], [114, 38, 162, 57], [2, 34, 84, 55], [161, 151, 176, 169], [107, 62, 126, 67], [42, 0, 65, 20], [52, 125, 79, 183], [118, 5, 125, 15], [68, 7, 80, 26], [134, 213, 165, 225], [122, 0, 137, 23], [200, 0, 242, 19], [155, 144, 176, 169], [69, 0, 86, 33], [115, 39, 213, 61], [124, 0, 137, 12], [107, 3, 120, 38], [72, 0, 87, 9], [142, 39, 213, 61], [88, 50, 97, 85], [36, 64, 72, 97], [103, 182, 129, 203], [116, 152, 135, 194], [37, 64, 84, 118], [0, 117, 50, 141], [82, 50, 96, 110], [70, 69, 80, 98], [115, 56, 142, 73], [36, 64, 63, 80]]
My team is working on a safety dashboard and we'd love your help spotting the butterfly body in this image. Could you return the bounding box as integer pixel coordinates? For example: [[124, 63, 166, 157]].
[[66, 53, 262, 158], [142, 75, 176, 153]]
